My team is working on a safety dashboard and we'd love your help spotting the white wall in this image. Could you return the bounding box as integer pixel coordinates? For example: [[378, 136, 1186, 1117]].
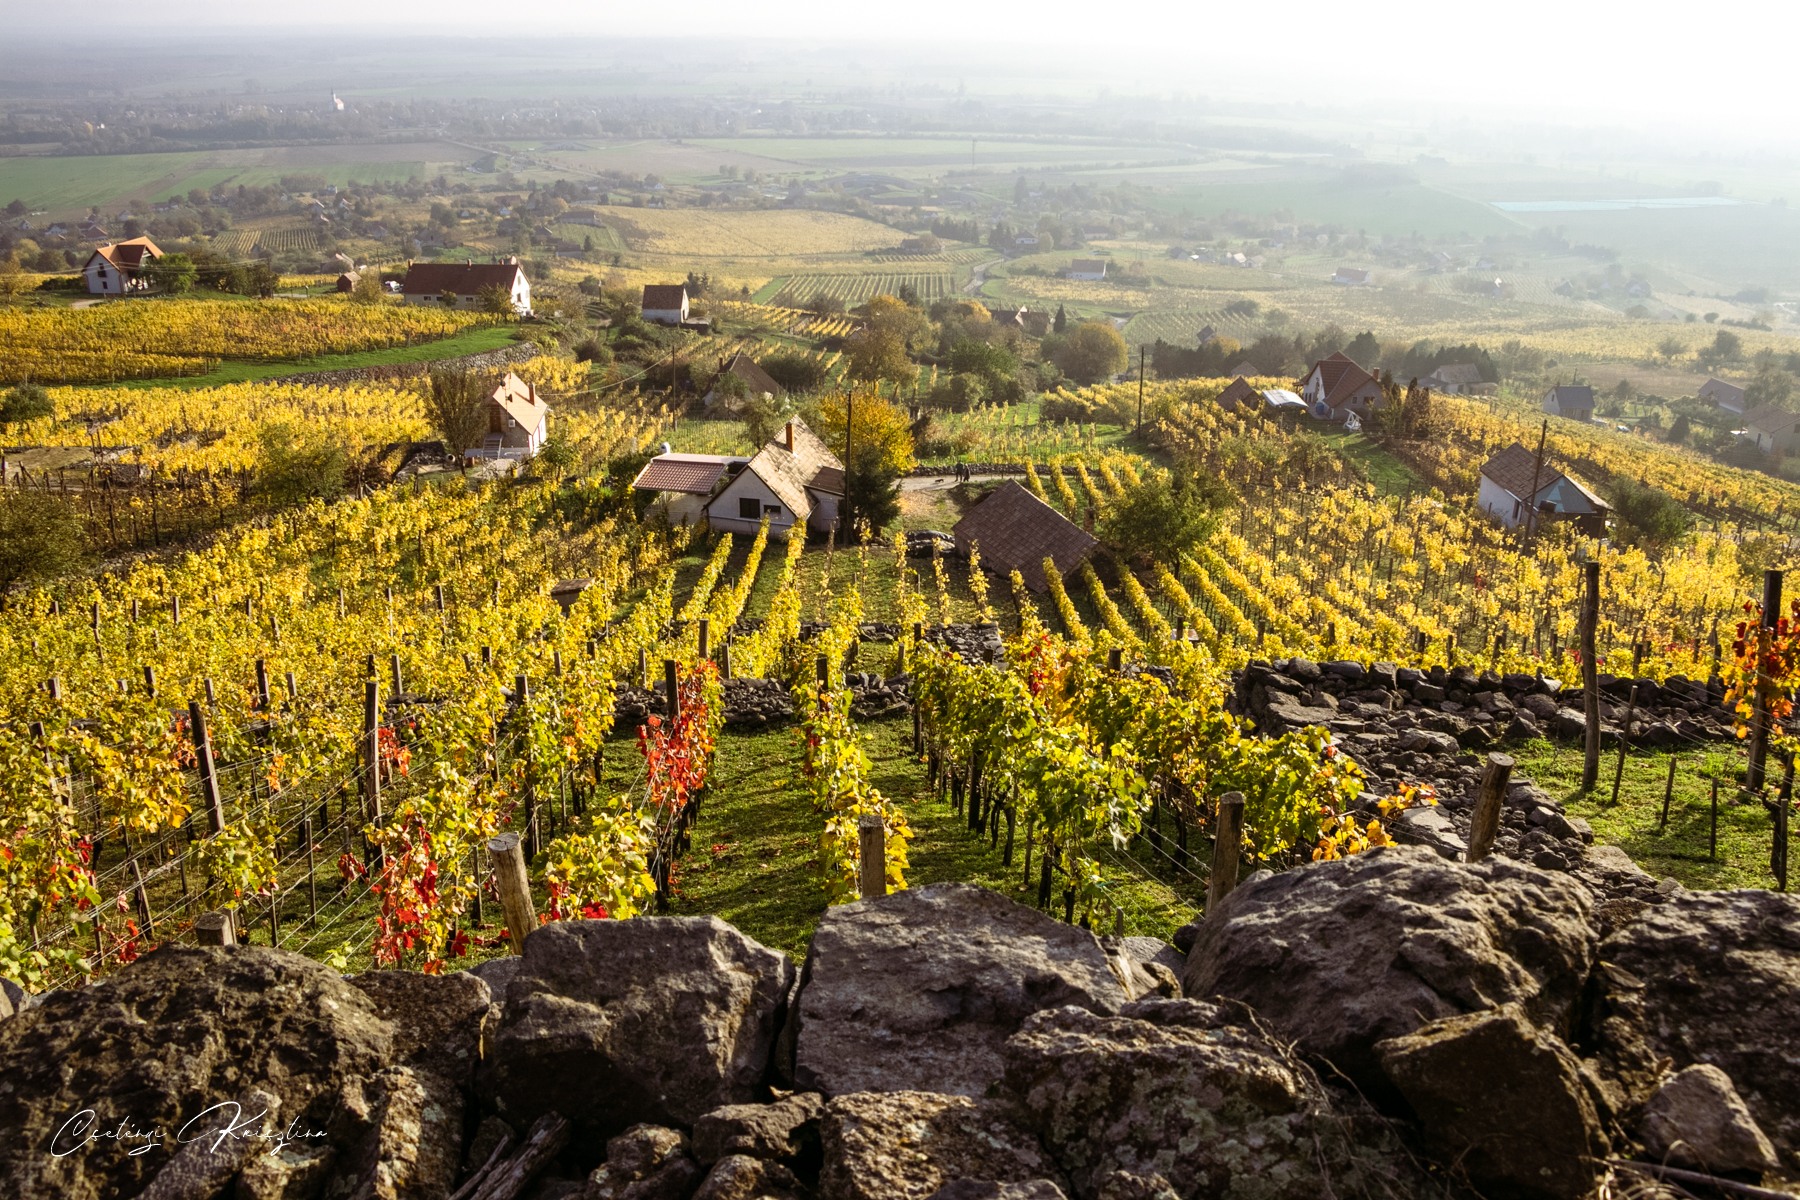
[[708, 470, 801, 538], [84, 258, 122, 295], [1477, 476, 1523, 527]]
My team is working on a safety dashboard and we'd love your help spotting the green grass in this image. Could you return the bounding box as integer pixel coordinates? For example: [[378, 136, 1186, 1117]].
[[0, 151, 210, 210], [104, 325, 521, 390], [1310, 428, 1421, 496], [1509, 740, 1789, 891], [665, 719, 1194, 959], [750, 277, 789, 304]]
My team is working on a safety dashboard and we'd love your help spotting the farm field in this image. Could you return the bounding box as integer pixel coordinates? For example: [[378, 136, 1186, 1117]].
[[769, 271, 955, 307], [596, 206, 909, 257], [686, 135, 1190, 172], [0, 142, 477, 216], [0, 297, 503, 385]]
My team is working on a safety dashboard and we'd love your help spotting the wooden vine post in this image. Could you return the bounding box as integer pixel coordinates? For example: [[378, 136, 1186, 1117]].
[[1466, 753, 1514, 862], [1205, 792, 1246, 915], [189, 701, 226, 835], [487, 832, 536, 955], [857, 815, 887, 901], [1747, 569, 1783, 791], [1580, 560, 1601, 791]]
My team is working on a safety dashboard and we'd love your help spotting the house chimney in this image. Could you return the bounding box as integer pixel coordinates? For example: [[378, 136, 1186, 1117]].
[[784, 421, 794, 451]]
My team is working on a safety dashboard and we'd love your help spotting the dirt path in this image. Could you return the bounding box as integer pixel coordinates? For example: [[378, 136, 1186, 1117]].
[[963, 258, 1002, 296]]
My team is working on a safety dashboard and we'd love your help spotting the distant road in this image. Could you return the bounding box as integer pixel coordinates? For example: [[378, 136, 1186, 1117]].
[[963, 257, 1002, 296]]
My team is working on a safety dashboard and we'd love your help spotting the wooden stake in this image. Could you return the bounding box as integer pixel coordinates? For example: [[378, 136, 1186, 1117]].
[[1658, 757, 1677, 832], [189, 701, 225, 835], [1580, 560, 1601, 791], [1748, 569, 1783, 791], [857, 815, 887, 900], [1467, 753, 1514, 862], [362, 680, 382, 824], [1206, 792, 1246, 915], [1611, 684, 1639, 806], [487, 832, 536, 955]]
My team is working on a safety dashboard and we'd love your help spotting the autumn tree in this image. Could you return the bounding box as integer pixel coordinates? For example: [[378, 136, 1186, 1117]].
[[1054, 320, 1129, 385], [816, 389, 916, 476], [426, 368, 493, 454]]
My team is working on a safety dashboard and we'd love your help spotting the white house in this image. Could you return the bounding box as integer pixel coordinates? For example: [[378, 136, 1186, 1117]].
[[704, 418, 843, 539], [1066, 259, 1108, 282], [400, 259, 531, 314], [82, 237, 162, 295], [467, 372, 549, 460], [1476, 442, 1609, 536], [641, 284, 690, 326], [1419, 363, 1487, 395], [1301, 352, 1383, 422]]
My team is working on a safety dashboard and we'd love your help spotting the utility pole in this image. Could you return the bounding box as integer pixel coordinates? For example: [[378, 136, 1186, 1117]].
[[842, 389, 855, 539], [1522, 419, 1549, 548]]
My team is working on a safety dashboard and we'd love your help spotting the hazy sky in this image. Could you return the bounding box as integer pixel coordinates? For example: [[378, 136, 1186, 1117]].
[[15, 0, 1799, 138]]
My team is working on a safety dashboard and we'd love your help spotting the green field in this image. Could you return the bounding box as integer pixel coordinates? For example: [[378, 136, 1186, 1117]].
[[690, 135, 1187, 171], [0, 144, 471, 214], [106, 323, 519, 390]]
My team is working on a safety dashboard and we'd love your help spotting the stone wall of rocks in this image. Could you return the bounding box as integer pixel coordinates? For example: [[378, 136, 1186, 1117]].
[[3, 868, 1793, 1199]]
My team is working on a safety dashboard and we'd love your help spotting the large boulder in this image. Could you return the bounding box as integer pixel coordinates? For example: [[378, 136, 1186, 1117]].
[[1638, 1065, 1781, 1178], [818, 1090, 1064, 1200], [1000, 1000, 1430, 1200], [485, 917, 795, 1143], [1597, 889, 1800, 1171], [1375, 1003, 1608, 1200], [1183, 846, 1597, 1097], [692, 1093, 824, 1166], [0, 947, 393, 1200], [792, 884, 1127, 1098]]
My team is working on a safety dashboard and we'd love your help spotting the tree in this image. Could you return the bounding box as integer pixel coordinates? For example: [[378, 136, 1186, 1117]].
[[1344, 331, 1381, 365], [254, 423, 347, 508], [0, 257, 29, 307], [760, 352, 828, 393], [3, 199, 25, 218], [1701, 329, 1743, 364], [535, 434, 579, 477], [425, 368, 493, 454], [842, 442, 901, 539], [1657, 335, 1687, 363], [148, 253, 198, 295], [844, 328, 913, 384], [348, 271, 386, 305], [817, 389, 916, 477], [1606, 477, 1691, 552], [1743, 363, 1796, 412], [0, 493, 89, 597], [243, 262, 280, 299], [947, 339, 1017, 389], [477, 284, 517, 314], [1054, 321, 1128, 385], [0, 382, 53, 430], [740, 390, 793, 448], [1052, 304, 1067, 334], [1243, 333, 1300, 377], [1667, 414, 1691, 445], [1100, 473, 1232, 568]]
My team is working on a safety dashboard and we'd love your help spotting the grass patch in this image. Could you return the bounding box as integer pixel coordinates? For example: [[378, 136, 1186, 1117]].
[[1508, 739, 1789, 891], [1310, 428, 1422, 496], [663, 717, 1195, 959], [104, 325, 520, 390]]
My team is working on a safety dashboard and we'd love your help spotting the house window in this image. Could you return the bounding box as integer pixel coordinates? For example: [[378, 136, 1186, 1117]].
[[763, 504, 781, 516], [738, 498, 759, 520]]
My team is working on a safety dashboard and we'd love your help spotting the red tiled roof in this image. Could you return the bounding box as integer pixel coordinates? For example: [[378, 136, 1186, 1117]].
[[89, 237, 162, 271], [1311, 352, 1379, 411], [400, 261, 523, 295], [952, 480, 1098, 593], [632, 455, 735, 495]]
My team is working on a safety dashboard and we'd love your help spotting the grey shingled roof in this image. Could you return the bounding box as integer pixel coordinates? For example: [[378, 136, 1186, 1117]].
[[952, 480, 1099, 594]]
